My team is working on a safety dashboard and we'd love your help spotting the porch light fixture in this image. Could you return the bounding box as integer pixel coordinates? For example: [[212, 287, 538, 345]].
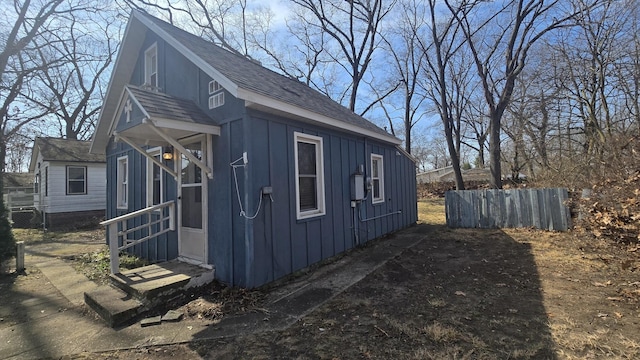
[[162, 146, 174, 160]]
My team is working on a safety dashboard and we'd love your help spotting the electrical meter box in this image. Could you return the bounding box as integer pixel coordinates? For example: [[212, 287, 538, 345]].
[[351, 174, 365, 200]]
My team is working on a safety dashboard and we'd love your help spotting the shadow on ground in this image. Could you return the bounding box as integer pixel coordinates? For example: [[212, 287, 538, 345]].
[[0, 267, 92, 360], [195, 224, 557, 359]]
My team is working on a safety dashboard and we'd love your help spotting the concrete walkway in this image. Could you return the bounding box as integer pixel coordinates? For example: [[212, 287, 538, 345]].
[[0, 228, 426, 360]]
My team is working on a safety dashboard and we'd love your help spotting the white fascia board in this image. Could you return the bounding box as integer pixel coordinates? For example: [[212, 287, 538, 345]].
[[106, 87, 131, 140], [28, 143, 40, 173], [125, 87, 151, 119], [133, 12, 238, 97], [149, 117, 221, 136], [91, 15, 145, 154], [238, 88, 401, 145]]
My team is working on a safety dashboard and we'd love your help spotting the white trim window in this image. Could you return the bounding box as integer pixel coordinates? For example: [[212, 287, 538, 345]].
[[371, 153, 384, 204], [146, 148, 163, 206], [117, 156, 128, 209], [208, 80, 224, 109], [294, 132, 325, 219], [144, 43, 158, 88], [66, 166, 87, 195]]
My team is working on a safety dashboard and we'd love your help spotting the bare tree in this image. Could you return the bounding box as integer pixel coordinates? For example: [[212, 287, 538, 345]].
[[120, 0, 254, 57], [24, 11, 117, 140], [0, 0, 80, 261], [290, 0, 396, 112], [417, 0, 468, 189], [446, 0, 604, 188], [378, 0, 428, 155]]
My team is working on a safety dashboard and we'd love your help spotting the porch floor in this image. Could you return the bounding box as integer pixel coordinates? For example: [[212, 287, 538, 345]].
[[110, 260, 215, 300]]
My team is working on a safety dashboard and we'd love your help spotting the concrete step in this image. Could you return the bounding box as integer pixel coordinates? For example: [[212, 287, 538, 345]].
[[84, 286, 143, 327], [85, 261, 215, 327], [109, 261, 214, 301]]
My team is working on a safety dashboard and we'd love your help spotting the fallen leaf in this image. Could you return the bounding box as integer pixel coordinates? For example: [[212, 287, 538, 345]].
[[615, 312, 623, 318]]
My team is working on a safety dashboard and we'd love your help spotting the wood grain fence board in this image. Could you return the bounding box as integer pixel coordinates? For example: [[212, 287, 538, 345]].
[[444, 188, 571, 231]]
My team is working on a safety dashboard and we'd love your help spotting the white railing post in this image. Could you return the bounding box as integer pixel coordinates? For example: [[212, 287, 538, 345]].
[[169, 202, 175, 231], [108, 222, 120, 274], [101, 201, 176, 271]]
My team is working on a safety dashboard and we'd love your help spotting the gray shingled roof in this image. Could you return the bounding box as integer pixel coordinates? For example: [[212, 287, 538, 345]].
[[127, 86, 216, 126], [140, 12, 392, 139], [36, 138, 105, 163]]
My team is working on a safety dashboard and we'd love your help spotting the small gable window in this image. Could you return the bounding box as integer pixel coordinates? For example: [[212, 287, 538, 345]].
[[371, 154, 384, 204], [145, 44, 158, 89], [294, 132, 325, 219], [67, 166, 87, 195], [117, 156, 128, 209], [208, 80, 224, 109]]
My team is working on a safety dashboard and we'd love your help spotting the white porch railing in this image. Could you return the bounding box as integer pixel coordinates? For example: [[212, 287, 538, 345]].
[[101, 201, 175, 274]]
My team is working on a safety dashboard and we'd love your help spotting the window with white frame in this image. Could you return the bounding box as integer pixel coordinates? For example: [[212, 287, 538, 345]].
[[117, 156, 128, 209], [146, 149, 163, 206], [208, 80, 224, 109], [144, 44, 158, 88], [66, 166, 87, 195], [371, 154, 384, 204], [294, 132, 325, 219]]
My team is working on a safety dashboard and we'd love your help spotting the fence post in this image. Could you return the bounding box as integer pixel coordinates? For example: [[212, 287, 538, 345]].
[[16, 241, 25, 273]]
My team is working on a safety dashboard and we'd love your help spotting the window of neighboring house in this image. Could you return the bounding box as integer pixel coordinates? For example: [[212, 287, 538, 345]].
[[67, 166, 87, 195], [34, 172, 39, 194], [146, 149, 163, 206], [294, 132, 325, 219], [145, 44, 158, 88], [208, 80, 224, 109], [117, 156, 128, 209], [44, 167, 48, 197], [371, 154, 384, 204]]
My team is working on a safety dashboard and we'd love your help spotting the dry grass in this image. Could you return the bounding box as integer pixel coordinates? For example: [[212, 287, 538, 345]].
[[418, 198, 446, 225]]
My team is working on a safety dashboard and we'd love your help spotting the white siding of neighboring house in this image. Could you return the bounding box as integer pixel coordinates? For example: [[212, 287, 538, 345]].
[[33, 153, 46, 212], [34, 160, 106, 214], [417, 166, 454, 184]]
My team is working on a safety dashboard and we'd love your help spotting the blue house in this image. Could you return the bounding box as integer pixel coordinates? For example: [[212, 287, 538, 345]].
[[90, 11, 417, 288]]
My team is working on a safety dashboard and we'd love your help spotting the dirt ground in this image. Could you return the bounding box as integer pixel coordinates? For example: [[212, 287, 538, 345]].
[[5, 200, 640, 359]]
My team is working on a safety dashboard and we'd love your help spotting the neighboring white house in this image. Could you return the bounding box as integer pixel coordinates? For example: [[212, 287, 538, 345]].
[[417, 166, 454, 184], [28, 137, 106, 228], [417, 166, 492, 184]]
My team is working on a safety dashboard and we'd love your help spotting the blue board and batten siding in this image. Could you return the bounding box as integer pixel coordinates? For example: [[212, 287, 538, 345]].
[[240, 111, 417, 287], [105, 140, 177, 262], [104, 29, 417, 288]]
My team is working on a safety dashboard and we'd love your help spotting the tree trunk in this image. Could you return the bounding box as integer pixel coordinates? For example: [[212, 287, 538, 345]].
[[489, 113, 502, 189]]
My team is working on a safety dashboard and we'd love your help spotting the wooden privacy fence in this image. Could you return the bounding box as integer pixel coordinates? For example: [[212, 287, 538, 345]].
[[445, 188, 572, 231]]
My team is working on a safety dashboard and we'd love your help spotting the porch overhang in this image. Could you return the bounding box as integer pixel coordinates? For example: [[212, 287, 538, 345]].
[[110, 86, 220, 178]]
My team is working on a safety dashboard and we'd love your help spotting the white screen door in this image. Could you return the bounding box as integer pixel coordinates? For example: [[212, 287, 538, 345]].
[[179, 137, 207, 263]]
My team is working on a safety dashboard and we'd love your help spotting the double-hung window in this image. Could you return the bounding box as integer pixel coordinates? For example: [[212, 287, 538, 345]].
[[371, 154, 384, 204], [117, 156, 128, 209], [294, 132, 325, 219], [67, 166, 87, 195], [145, 44, 158, 88]]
